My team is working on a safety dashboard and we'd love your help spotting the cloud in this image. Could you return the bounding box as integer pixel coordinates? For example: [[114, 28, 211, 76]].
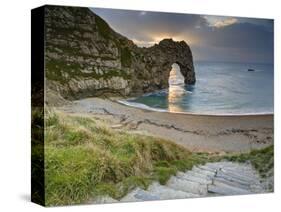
[[90, 7, 273, 63], [131, 38, 156, 47], [91, 8, 207, 43], [209, 17, 238, 28], [191, 21, 273, 63], [205, 22, 273, 49]]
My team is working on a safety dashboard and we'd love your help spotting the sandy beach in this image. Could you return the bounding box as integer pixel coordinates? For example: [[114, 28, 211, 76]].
[[57, 97, 273, 153]]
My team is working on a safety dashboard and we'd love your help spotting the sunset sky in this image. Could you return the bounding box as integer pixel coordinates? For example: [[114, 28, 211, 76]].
[[91, 8, 273, 64]]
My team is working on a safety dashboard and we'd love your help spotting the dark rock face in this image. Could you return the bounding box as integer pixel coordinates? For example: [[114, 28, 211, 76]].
[[44, 6, 195, 102], [138, 39, 195, 93]]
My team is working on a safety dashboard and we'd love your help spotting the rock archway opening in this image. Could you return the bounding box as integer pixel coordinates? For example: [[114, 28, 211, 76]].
[[168, 63, 185, 86]]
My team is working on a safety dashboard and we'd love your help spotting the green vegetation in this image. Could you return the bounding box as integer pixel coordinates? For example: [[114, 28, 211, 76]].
[[44, 110, 212, 206], [121, 47, 132, 67], [46, 59, 132, 83], [95, 14, 111, 39], [46, 60, 79, 84], [222, 145, 274, 178]]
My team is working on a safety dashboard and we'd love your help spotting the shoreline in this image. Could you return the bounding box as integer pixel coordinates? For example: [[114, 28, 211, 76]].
[[57, 97, 274, 153], [117, 99, 274, 117]]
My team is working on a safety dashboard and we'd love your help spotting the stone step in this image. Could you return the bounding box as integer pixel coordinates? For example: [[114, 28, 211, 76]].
[[208, 183, 252, 195], [147, 182, 199, 199], [95, 162, 267, 204], [218, 165, 256, 174], [177, 172, 212, 185], [213, 177, 251, 190], [192, 166, 216, 177], [166, 176, 208, 195], [205, 162, 252, 171], [210, 162, 251, 170], [197, 164, 219, 173], [219, 168, 259, 183], [185, 169, 213, 180], [204, 162, 231, 169], [206, 161, 245, 167], [215, 171, 253, 186], [120, 188, 160, 202]]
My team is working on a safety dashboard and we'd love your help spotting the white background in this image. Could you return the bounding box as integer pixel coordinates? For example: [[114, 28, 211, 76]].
[[0, 0, 279, 211]]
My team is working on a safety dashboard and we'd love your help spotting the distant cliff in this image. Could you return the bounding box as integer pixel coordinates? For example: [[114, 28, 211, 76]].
[[45, 6, 195, 103]]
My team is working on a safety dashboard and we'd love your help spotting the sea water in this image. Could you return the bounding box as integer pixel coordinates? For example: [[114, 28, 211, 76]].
[[120, 61, 274, 115]]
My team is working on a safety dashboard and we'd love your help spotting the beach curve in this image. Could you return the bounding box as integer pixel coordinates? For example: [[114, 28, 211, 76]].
[[58, 97, 273, 153]]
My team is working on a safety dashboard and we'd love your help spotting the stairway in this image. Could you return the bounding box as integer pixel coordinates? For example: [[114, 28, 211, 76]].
[[93, 162, 268, 204]]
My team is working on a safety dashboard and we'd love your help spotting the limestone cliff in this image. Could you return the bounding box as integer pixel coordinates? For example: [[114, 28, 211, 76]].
[[44, 5, 195, 103]]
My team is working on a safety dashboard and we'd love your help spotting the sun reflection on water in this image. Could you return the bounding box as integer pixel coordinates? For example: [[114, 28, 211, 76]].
[[168, 64, 187, 112], [168, 85, 188, 112]]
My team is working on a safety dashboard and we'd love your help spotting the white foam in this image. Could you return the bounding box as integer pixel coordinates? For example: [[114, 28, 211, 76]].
[[117, 100, 273, 116], [118, 100, 167, 112]]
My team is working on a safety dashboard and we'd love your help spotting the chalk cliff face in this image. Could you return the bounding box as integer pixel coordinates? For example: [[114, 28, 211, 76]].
[[45, 6, 195, 103]]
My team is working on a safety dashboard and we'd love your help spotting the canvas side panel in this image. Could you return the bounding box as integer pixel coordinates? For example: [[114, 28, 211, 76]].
[[31, 6, 45, 206]]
